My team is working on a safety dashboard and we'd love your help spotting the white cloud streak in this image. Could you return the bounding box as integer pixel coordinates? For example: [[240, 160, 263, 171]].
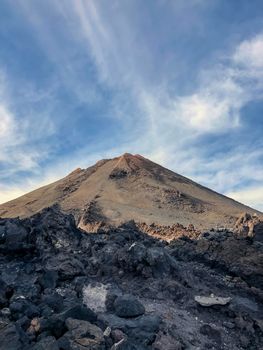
[[69, 2, 263, 209], [1, 1, 263, 211], [0, 105, 14, 138], [227, 187, 263, 211], [233, 33, 263, 70], [71, 1, 263, 135], [0, 68, 55, 184]]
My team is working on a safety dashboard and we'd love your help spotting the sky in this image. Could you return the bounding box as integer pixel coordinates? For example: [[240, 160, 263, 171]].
[[0, 0, 263, 210]]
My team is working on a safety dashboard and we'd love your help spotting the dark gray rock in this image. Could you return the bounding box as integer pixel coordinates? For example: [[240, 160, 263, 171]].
[[40, 304, 97, 339], [0, 323, 23, 350], [1, 207, 263, 350], [0, 279, 9, 308], [0, 220, 35, 255], [38, 270, 58, 290], [98, 313, 160, 344], [32, 205, 82, 252], [45, 254, 85, 280], [146, 247, 177, 277], [105, 292, 119, 312], [114, 295, 145, 318], [63, 317, 105, 350], [152, 331, 184, 350], [9, 299, 40, 320], [31, 336, 59, 350], [200, 324, 221, 345], [41, 293, 64, 313], [55, 304, 97, 323]]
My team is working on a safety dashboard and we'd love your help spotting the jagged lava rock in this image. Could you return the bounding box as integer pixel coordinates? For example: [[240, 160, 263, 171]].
[[113, 295, 145, 318]]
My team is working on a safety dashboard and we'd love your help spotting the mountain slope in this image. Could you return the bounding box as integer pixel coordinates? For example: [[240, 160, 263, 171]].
[[0, 153, 261, 230]]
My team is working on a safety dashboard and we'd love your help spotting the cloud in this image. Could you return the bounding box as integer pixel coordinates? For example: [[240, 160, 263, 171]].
[[127, 31, 263, 208], [174, 34, 263, 134], [0, 105, 14, 138], [1, 1, 263, 211], [70, 1, 263, 139], [233, 33, 263, 70], [175, 70, 246, 133], [0, 73, 14, 140], [0, 68, 55, 180], [227, 187, 263, 211], [188, 148, 263, 194]]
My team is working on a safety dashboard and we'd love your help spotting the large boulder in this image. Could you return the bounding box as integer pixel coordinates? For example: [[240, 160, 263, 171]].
[[39, 304, 97, 339], [234, 212, 263, 240], [31, 206, 82, 253], [61, 317, 105, 350], [146, 247, 177, 277], [0, 219, 35, 255], [116, 242, 177, 278], [38, 270, 58, 290], [113, 295, 145, 318], [45, 254, 85, 280], [9, 298, 40, 320]]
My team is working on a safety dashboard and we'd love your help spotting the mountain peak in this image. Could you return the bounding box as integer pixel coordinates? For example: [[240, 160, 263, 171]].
[[115, 153, 146, 162], [119, 152, 135, 158], [112, 153, 148, 173], [0, 154, 261, 229]]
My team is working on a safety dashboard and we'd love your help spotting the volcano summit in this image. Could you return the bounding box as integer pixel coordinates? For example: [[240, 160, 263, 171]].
[[0, 153, 260, 233]]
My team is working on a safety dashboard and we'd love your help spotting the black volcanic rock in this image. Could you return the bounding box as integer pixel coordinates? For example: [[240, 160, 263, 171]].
[[38, 270, 58, 290], [0, 218, 36, 255], [45, 254, 85, 280], [0, 323, 23, 350], [113, 294, 145, 318], [31, 336, 59, 350], [0, 207, 263, 349], [0, 278, 10, 308], [63, 317, 105, 350]]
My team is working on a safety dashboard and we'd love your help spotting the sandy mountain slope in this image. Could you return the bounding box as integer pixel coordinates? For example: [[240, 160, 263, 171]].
[[0, 153, 261, 230]]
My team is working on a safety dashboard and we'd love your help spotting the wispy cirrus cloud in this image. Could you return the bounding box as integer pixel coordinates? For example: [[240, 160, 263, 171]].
[[0, 68, 55, 182], [69, 1, 263, 136], [175, 33, 263, 133], [0, 0, 263, 211], [68, 2, 263, 208], [0, 105, 14, 138]]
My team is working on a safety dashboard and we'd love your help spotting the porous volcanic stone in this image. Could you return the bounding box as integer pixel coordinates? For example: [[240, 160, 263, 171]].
[[114, 295, 145, 318]]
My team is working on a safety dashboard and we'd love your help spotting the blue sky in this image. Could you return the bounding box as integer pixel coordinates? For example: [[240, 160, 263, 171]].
[[0, 0, 263, 210]]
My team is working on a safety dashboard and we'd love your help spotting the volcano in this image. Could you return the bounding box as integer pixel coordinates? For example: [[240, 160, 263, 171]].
[[1, 154, 263, 349], [0, 153, 260, 231]]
